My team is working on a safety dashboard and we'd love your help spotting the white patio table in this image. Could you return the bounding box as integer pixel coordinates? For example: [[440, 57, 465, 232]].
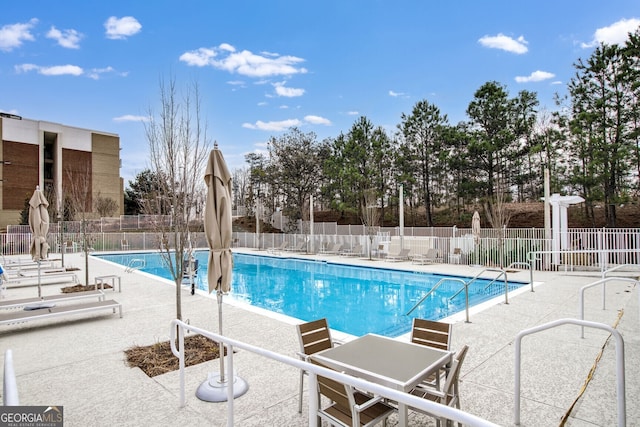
[[311, 333, 453, 427]]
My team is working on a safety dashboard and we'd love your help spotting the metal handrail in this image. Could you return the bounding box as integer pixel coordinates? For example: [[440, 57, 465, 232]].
[[507, 261, 534, 292], [169, 319, 500, 427], [514, 318, 625, 427], [125, 258, 146, 273], [602, 263, 640, 279], [452, 268, 509, 304], [578, 277, 640, 338], [405, 278, 467, 317]]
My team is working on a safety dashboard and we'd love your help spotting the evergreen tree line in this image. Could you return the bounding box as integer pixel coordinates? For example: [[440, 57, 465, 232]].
[[231, 30, 640, 229]]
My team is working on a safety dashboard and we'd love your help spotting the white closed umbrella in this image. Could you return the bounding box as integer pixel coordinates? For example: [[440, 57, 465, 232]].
[[197, 143, 248, 402], [28, 186, 50, 298], [472, 211, 481, 266]]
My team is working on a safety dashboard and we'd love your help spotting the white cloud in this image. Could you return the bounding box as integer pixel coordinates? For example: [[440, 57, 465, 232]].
[[515, 70, 555, 83], [179, 47, 216, 66], [0, 18, 38, 52], [304, 115, 331, 125], [581, 18, 640, 48], [16, 63, 122, 80], [15, 63, 82, 77], [113, 114, 149, 122], [104, 16, 142, 40], [347, 111, 359, 116], [39, 65, 84, 76], [242, 119, 301, 131], [46, 26, 82, 49], [86, 66, 119, 80], [273, 81, 305, 97], [389, 90, 405, 97], [180, 43, 307, 77], [478, 33, 528, 54]]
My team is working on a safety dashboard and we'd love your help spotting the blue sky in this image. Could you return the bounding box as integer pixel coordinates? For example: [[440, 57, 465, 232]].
[[1, 1, 639, 186]]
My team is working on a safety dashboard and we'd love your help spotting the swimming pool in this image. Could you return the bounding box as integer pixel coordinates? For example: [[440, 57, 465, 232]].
[[96, 251, 525, 337]]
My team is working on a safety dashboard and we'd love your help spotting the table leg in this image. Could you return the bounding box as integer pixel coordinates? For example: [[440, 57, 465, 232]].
[[398, 402, 408, 427]]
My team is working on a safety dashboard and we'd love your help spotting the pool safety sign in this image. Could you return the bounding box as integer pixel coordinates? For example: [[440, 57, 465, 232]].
[[0, 406, 63, 427]]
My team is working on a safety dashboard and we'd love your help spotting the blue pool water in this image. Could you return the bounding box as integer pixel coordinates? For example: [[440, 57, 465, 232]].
[[96, 251, 525, 337]]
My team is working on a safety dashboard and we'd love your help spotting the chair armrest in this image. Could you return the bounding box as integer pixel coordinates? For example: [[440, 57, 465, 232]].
[[295, 351, 310, 362], [354, 393, 386, 412]]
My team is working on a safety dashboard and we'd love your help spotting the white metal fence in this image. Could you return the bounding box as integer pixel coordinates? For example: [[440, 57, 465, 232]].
[[2, 226, 639, 271]]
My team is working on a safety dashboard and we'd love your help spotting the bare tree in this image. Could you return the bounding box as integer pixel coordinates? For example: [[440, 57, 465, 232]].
[[94, 194, 118, 217], [64, 160, 95, 285], [143, 77, 210, 321], [483, 177, 512, 267], [362, 188, 380, 260]]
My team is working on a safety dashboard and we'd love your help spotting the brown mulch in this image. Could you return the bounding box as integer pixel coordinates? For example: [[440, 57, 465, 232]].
[[60, 284, 113, 293], [124, 335, 223, 377]]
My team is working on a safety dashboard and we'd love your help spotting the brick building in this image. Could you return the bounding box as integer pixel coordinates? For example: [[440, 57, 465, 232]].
[[0, 113, 123, 230]]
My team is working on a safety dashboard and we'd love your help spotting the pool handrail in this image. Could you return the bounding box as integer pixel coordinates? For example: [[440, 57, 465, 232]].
[[514, 318, 625, 427], [506, 261, 534, 292], [451, 267, 509, 304], [169, 319, 501, 427], [125, 258, 146, 273], [404, 277, 467, 318], [578, 276, 640, 338]]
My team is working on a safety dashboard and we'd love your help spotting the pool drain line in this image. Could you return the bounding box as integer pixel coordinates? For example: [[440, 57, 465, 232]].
[[558, 308, 624, 427]]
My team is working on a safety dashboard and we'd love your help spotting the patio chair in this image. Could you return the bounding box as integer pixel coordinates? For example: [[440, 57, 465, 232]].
[[385, 248, 410, 262], [340, 244, 363, 257], [295, 318, 338, 413], [410, 318, 452, 351], [409, 345, 469, 427], [121, 239, 130, 250], [315, 361, 396, 427], [449, 247, 462, 264]]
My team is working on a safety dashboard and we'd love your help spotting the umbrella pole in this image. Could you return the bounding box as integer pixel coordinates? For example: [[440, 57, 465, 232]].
[[196, 286, 249, 402], [217, 289, 225, 383], [37, 259, 42, 298]]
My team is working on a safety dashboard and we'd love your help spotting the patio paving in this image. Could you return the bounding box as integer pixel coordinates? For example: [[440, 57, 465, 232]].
[[0, 249, 637, 426]]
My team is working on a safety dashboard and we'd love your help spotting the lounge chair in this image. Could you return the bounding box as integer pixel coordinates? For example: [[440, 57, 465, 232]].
[[315, 361, 397, 427], [295, 318, 338, 413], [385, 248, 411, 262], [409, 345, 469, 427], [285, 241, 307, 253], [267, 241, 288, 254], [339, 244, 363, 257], [121, 239, 130, 250], [320, 243, 343, 255], [0, 299, 123, 327], [411, 248, 441, 265]]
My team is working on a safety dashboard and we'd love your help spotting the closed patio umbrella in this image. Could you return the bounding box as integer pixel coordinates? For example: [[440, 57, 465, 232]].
[[197, 143, 248, 402], [28, 186, 50, 298], [472, 210, 481, 266]]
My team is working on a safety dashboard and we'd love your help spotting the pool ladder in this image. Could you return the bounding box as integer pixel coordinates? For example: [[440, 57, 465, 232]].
[[125, 258, 146, 273], [405, 267, 509, 323]]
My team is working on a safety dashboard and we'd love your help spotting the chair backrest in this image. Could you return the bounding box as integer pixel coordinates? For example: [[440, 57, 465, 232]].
[[316, 369, 353, 413], [410, 318, 452, 350], [453, 247, 462, 255], [296, 318, 334, 357], [443, 344, 469, 396]]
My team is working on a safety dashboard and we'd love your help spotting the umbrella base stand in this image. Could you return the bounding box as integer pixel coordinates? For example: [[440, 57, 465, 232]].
[[196, 372, 249, 402]]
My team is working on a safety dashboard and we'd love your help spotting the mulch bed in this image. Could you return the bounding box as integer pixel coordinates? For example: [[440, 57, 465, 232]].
[[60, 284, 113, 293], [124, 335, 223, 377]]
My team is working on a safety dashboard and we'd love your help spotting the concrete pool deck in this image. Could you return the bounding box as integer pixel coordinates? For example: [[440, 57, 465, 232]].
[[0, 249, 638, 426]]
